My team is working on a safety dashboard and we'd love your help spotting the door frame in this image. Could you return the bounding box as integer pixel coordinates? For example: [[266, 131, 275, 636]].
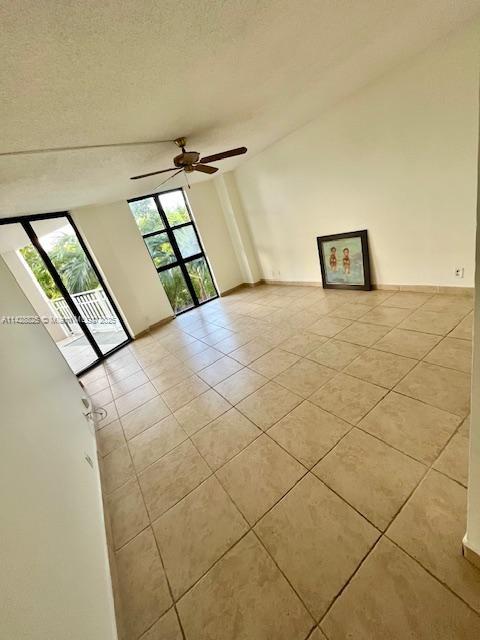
[[0, 211, 131, 375], [128, 187, 219, 314]]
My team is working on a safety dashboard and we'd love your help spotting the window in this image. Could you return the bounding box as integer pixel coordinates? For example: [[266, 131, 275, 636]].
[[129, 189, 218, 314]]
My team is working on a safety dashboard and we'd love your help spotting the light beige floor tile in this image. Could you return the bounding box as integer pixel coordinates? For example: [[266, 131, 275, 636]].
[[173, 389, 231, 435], [107, 360, 143, 384], [91, 386, 113, 409], [449, 312, 473, 340], [115, 382, 158, 417], [330, 302, 371, 320], [161, 375, 210, 412], [355, 290, 395, 305], [321, 537, 480, 640], [192, 408, 260, 471], [360, 306, 413, 327], [422, 295, 473, 315], [309, 316, 352, 338], [434, 419, 470, 486], [139, 608, 182, 640], [110, 369, 149, 399], [285, 309, 322, 330], [424, 336, 472, 373], [142, 353, 181, 378], [344, 349, 417, 389], [196, 355, 243, 386], [373, 328, 441, 359], [388, 470, 480, 612], [80, 364, 106, 385], [217, 435, 305, 524], [150, 363, 193, 393], [200, 327, 235, 346], [279, 331, 328, 356], [153, 476, 248, 599], [139, 440, 211, 520], [102, 444, 135, 494], [310, 373, 387, 424], [83, 374, 110, 397], [261, 324, 296, 347], [129, 415, 187, 472], [336, 322, 390, 347], [395, 362, 471, 417], [309, 299, 343, 315], [214, 331, 255, 354], [174, 338, 210, 361], [380, 291, 433, 309], [236, 381, 302, 430], [307, 339, 365, 370], [121, 396, 171, 441], [313, 429, 425, 530], [96, 419, 125, 457], [107, 478, 149, 550], [95, 400, 118, 429], [359, 392, 460, 464], [230, 339, 272, 365], [274, 358, 336, 399], [398, 309, 464, 336], [115, 527, 172, 639], [176, 532, 313, 640], [214, 368, 267, 404], [159, 331, 197, 352], [184, 347, 223, 372], [255, 474, 378, 619], [268, 401, 351, 468], [249, 348, 300, 378]]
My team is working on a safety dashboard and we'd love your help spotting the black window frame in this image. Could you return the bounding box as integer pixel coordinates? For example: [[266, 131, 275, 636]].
[[0, 210, 132, 376], [128, 188, 218, 314]]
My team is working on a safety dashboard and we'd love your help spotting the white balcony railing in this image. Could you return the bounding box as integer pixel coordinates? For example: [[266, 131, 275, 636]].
[[52, 288, 121, 334]]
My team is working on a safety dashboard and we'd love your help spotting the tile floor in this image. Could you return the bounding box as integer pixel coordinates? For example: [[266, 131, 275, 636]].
[[80, 284, 480, 640]]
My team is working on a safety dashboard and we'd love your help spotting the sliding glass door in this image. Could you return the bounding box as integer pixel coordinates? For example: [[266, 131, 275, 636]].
[[0, 213, 130, 374], [129, 189, 218, 314]]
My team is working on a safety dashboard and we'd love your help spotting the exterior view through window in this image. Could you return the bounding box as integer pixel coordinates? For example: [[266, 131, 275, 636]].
[[128, 189, 218, 314]]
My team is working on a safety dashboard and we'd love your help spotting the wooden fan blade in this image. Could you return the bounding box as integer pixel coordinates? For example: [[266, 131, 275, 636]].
[[193, 164, 219, 174], [130, 167, 178, 180], [155, 169, 184, 189], [199, 146, 247, 164]]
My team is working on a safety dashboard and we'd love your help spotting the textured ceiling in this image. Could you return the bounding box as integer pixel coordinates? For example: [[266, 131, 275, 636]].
[[1, 0, 479, 217]]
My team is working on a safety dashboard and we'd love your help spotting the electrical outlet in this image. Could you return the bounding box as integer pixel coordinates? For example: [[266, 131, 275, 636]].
[[455, 267, 465, 278]]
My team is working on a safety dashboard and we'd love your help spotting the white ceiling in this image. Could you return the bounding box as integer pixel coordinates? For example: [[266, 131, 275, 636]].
[[1, 0, 479, 217]]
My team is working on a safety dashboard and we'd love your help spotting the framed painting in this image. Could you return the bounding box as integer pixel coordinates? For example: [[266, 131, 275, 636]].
[[317, 229, 371, 290]]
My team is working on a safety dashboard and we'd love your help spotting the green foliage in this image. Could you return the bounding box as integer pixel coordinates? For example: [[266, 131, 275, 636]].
[[19, 245, 60, 299], [129, 198, 163, 234], [187, 259, 216, 301], [145, 234, 174, 268], [19, 233, 99, 299], [159, 268, 193, 312]]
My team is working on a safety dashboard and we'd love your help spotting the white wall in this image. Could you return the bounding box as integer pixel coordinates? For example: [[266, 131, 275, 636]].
[[233, 19, 480, 288], [0, 257, 117, 640], [186, 181, 244, 292], [2, 248, 68, 342], [465, 111, 480, 561], [72, 201, 173, 336], [214, 174, 262, 284]]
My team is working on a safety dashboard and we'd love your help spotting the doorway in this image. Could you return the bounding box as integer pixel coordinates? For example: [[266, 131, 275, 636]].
[[0, 213, 130, 374], [128, 189, 218, 314]]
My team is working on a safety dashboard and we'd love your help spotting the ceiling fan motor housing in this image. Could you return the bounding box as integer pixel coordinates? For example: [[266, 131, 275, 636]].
[[174, 151, 200, 167]]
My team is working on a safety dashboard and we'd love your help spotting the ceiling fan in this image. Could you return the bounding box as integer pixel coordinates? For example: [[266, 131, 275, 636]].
[[130, 137, 247, 187]]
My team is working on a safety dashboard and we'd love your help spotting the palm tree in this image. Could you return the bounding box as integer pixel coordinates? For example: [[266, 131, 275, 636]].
[[20, 233, 99, 298]]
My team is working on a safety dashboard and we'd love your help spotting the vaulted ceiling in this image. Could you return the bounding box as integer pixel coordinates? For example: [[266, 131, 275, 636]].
[[1, 0, 479, 216]]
